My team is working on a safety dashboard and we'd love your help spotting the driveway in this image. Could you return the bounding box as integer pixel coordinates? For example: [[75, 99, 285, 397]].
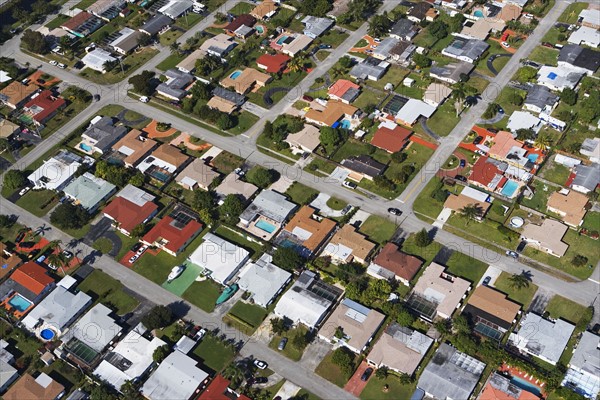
[[487, 54, 512, 76], [310, 193, 345, 217], [300, 338, 331, 370], [344, 360, 371, 396], [478, 265, 502, 287]]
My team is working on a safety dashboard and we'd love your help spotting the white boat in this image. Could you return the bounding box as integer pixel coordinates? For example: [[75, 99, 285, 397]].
[[168, 266, 185, 282]]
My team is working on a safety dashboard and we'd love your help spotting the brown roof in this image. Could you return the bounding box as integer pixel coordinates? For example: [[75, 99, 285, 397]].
[[467, 285, 521, 324], [304, 100, 357, 126], [207, 96, 238, 114], [0, 243, 22, 279], [175, 158, 221, 189], [373, 243, 423, 281], [220, 67, 271, 94], [151, 144, 189, 168], [547, 189, 588, 226], [251, 0, 278, 19], [112, 129, 158, 166], [323, 224, 376, 263], [489, 131, 521, 160], [0, 82, 38, 107], [224, 14, 256, 32], [0, 119, 20, 138], [3, 373, 64, 400], [370, 125, 412, 153], [521, 219, 569, 256], [10, 261, 54, 295], [284, 206, 336, 252], [443, 193, 491, 215], [61, 11, 93, 30]]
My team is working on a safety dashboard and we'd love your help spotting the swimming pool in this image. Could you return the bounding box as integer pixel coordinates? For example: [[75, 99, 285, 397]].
[[256, 219, 276, 234], [501, 180, 519, 197], [8, 293, 33, 312], [256, 26, 264, 34], [340, 119, 352, 130], [527, 153, 539, 162], [79, 143, 93, 152], [229, 70, 242, 80], [40, 328, 56, 341], [474, 10, 484, 18], [276, 35, 289, 45], [511, 376, 542, 396]]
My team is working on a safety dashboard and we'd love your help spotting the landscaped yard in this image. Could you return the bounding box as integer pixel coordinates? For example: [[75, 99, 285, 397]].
[[77, 269, 140, 315], [545, 295, 588, 324], [445, 250, 489, 284], [360, 375, 416, 400], [446, 211, 519, 253], [16, 189, 59, 217], [285, 182, 319, 205], [476, 40, 511, 76], [539, 161, 570, 186], [359, 215, 397, 245], [268, 325, 310, 361], [80, 48, 159, 84], [214, 225, 265, 260], [315, 350, 356, 387], [156, 53, 187, 71], [493, 271, 538, 308], [326, 197, 347, 211], [528, 47, 559, 66], [582, 211, 600, 232], [520, 179, 560, 213], [182, 279, 221, 313], [223, 300, 268, 335], [558, 2, 589, 23], [211, 151, 244, 174], [193, 335, 236, 373], [426, 101, 460, 137]]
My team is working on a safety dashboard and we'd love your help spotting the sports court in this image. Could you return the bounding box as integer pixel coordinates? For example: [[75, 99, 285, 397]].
[[65, 338, 99, 365], [161, 261, 204, 296]]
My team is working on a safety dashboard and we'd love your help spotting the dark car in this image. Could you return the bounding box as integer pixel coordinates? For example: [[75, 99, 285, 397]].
[[473, 136, 484, 145], [73, 61, 84, 69], [302, 95, 314, 102], [387, 208, 401, 216], [93, 94, 101, 101], [488, 128, 499, 134], [15, 231, 26, 243], [459, 159, 466, 168], [483, 276, 491, 286], [361, 368, 373, 381], [498, 107, 504, 114], [278, 337, 288, 351], [254, 377, 268, 384], [516, 240, 527, 253], [454, 175, 467, 182], [131, 242, 143, 252]]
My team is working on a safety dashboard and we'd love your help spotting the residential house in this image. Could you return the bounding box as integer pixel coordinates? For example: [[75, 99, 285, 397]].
[[110, 128, 158, 168], [510, 313, 576, 365], [0, 82, 38, 109], [568, 26, 600, 48], [524, 84, 559, 114], [469, 156, 509, 192], [442, 0, 468, 9], [109, 27, 142, 55], [139, 14, 172, 36], [142, 205, 203, 256], [423, 83, 453, 107], [238, 190, 297, 240], [571, 163, 600, 194], [480, 372, 540, 400], [137, 144, 190, 182], [321, 224, 375, 265], [3, 373, 65, 400], [389, 19, 418, 41], [251, 0, 278, 20], [176, 49, 205, 74], [460, 18, 505, 40], [417, 343, 486, 400], [537, 65, 584, 91], [103, 184, 158, 236], [302, 16, 333, 38], [0, 339, 18, 393], [367, 243, 423, 286], [370, 121, 412, 153], [328, 79, 361, 104], [27, 150, 94, 191], [442, 37, 489, 63], [208, 87, 246, 113], [220, 67, 271, 95], [407, 2, 432, 23], [87, 0, 124, 21], [562, 331, 600, 399], [79, 116, 127, 154], [304, 100, 358, 127], [408, 262, 471, 321], [279, 205, 336, 257], [256, 53, 290, 73], [284, 123, 320, 155], [175, 159, 220, 191], [200, 33, 238, 60], [274, 270, 343, 328], [463, 285, 521, 340], [0, 243, 22, 279], [156, 69, 195, 101], [373, 38, 415, 64], [395, 99, 436, 126], [349, 57, 390, 81], [521, 219, 570, 257], [578, 8, 600, 29], [215, 172, 258, 202], [443, 188, 492, 219], [341, 155, 386, 181], [188, 233, 250, 285], [0, 262, 54, 315], [319, 298, 384, 353], [63, 173, 116, 213], [506, 111, 542, 133], [224, 14, 256, 36], [0, 118, 19, 139], [547, 188, 589, 227], [141, 350, 210, 400], [198, 375, 251, 400], [158, 0, 193, 19], [558, 44, 600, 74], [367, 324, 433, 375], [430, 61, 474, 84], [60, 11, 102, 38], [21, 90, 66, 126], [580, 138, 600, 163], [81, 49, 117, 73], [94, 328, 167, 391], [237, 253, 292, 307]]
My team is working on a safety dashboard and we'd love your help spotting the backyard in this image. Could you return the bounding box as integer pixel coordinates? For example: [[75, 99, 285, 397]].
[[223, 301, 268, 335], [360, 375, 416, 400], [538, 161, 570, 186]]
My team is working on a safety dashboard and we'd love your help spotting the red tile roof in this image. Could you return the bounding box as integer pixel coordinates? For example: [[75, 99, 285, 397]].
[[103, 197, 158, 234], [370, 125, 412, 153], [328, 79, 360, 99], [224, 14, 256, 32], [142, 214, 203, 254], [256, 53, 291, 73], [11, 262, 54, 295], [373, 243, 423, 281], [61, 11, 93, 30], [198, 375, 251, 400], [23, 90, 66, 123], [469, 156, 502, 187]]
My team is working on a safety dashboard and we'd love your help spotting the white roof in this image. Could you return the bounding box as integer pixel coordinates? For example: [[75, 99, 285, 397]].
[[461, 186, 490, 203], [579, 9, 600, 26], [507, 111, 541, 132], [237, 254, 292, 307], [141, 351, 209, 400], [555, 154, 582, 167], [94, 330, 166, 389], [274, 288, 329, 328], [187, 233, 250, 284], [537, 65, 583, 91], [117, 184, 156, 207], [568, 26, 600, 47], [0, 70, 11, 83], [22, 286, 91, 333], [239, 190, 297, 224], [395, 99, 436, 125], [63, 303, 122, 352], [510, 313, 575, 364], [27, 151, 87, 190], [81, 49, 116, 69]]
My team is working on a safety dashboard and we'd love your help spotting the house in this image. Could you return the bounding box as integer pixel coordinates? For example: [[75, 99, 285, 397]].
[[62, 303, 122, 366], [442, 37, 489, 63], [423, 83, 453, 107], [27, 150, 94, 191], [176, 49, 205, 74], [156, 69, 195, 101], [0, 262, 54, 315], [207, 96, 240, 113], [506, 111, 542, 133], [79, 116, 128, 154], [341, 155, 386, 181], [87, 0, 124, 21], [63, 173, 116, 213], [321, 224, 376, 264], [238, 190, 297, 240], [562, 331, 600, 399], [215, 173, 258, 202], [304, 100, 358, 127], [279, 34, 314, 57], [187, 233, 250, 285], [22, 276, 92, 337], [537, 65, 584, 91], [460, 18, 505, 40], [141, 204, 203, 256], [137, 144, 190, 182], [302, 16, 334, 38], [524, 84, 559, 114], [395, 99, 436, 126], [430, 61, 474, 84], [60, 11, 102, 37], [0, 118, 19, 139], [349, 57, 390, 81], [158, 0, 193, 19], [110, 128, 158, 168], [367, 243, 423, 286], [370, 121, 412, 153], [373, 38, 413, 62], [223, 14, 256, 36], [489, 130, 522, 159], [256, 53, 290, 73], [103, 184, 158, 236], [407, 2, 432, 23], [81, 49, 117, 73], [3, 373, 65, 400], [389, 19, 418, 40], [141, 350, 210, 400], [284, 123, 320, 155], [251, 0, 278, 20], [94, 328, 166, 390], [0, 340, 18, 393], [568, 26, 600, 48], [571, 163, 600, 194], [481, 372, 540, 400], [109, 27, 142, 55], [469, 156, 507, 191], [408, 262, 471, 321], [0, 82, 38, 109], [367, 324, 433, 375], [139, 14, 172, 36], [558, 44, 600, 74], [220, 67, 271, 95], [0, 243, 22, 279], [463, 285, 521, 340], [442, 0, 468, 10], [581, 138, 600, 163], [522, 219, 569, 256], [443, 189, 492, 219], [510, 313, 575, 365], [175, 159, 220, 191], [319, 298, 384, 353], [417, 343, 486, 400], [21, 90, 66, 126], [274, 270, 343, 328], [198, 375, 251, 400], [208, 87, 246, 113], [328, 79, 361, 104], [578, 8, 600, 29], [547, 188, 589, 227], [280, 205, 336, 257], [200, 33, 238, 60], [237, 253, 292, 307]]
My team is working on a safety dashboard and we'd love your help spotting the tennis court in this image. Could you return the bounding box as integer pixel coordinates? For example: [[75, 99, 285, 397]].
[[161, 261, 204, 296]]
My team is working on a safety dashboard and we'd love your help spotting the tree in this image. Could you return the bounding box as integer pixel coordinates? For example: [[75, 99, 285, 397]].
[[129, 172, 145, 187], [412, 53, 431, 68], [292, 331, 308, 348], [516, 128, 535, 141], [391, 152, 407, 164], [130, 224, 146, 238], [560, 88, 577, 106], [141, 305, 173, 330], [90, 382, 118, 400], [415, 228, 432, 247], [451, 84, 467, 116], [508, 90, 524, 106], [3, 170, 27, 191], [287, 55, 307, 73], [270, 317, 289, 335], [453, 315, 471, 334], [396, 308, 415, 327], [0, 214, 13, 228], [120, 380, 142, 399], [190, 81, 213, 100], [334, 326, 345, 339], [572, 254, 588, 267], [246, 167, 277, 189], [0, 138, 11, 152], [298, 0, 333, 17], [138, 33, 152, 47], [482, 103, 501, 119], [192, 189, 215, 212], [339, 55, 353, 69], [219, 194, 244, 225], [263, 121, 274, 139], [217, 114, 235, 130], [21, 30, 49, 54], [429, 20, 449, 40], [223, 363, 245, 387], [459, 204, 482, 225], [368, 14, 391, 38], [50, 203, 90, 230], [195, 55, 221, 77], [128, 70, 156, 96], [373, 176, 395, 192], [435, 319, 451, 335], [153, 345, 170, 363], [46, 252, 68, 272], [517, 66, 538, 82], [375, 366, 388, 380], [534, 133, 552, 151], [272, 247, 305, 271], [508, 272, 530, 290], [331, 347, 354, 375], [319, 127, 345, 154]]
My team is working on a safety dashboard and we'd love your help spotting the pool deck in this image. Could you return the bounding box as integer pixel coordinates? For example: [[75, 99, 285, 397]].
[[237, 217, 281, 242], [499, 364, 547, 398]]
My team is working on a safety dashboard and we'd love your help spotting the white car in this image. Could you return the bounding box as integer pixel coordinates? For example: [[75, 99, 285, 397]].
[[342, 180, 357, 189], [501, 42, 510, 48], [139, 96, 149, 103], [52, 46, 61, 53], [253, 360, 268, 370], [49, 60, 58, 66], [136, 245, 148, 255], [128, 254, 139, 264], [373, 38, 381, 43], [57, 63, 66, 69], [18, 187, 30, 196]]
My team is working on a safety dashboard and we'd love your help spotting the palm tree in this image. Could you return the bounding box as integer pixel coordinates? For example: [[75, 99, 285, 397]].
[[222, 362, 244, 387], [47, 239, 62, 251], [534, 133, 552, 152], [287, 55, 306, 73], [452, 84, 467, 116], [169, 42, 180, 55], [459, 204, 481, 225], [46, 252, 69, 275], [508, 272, 530, 290]]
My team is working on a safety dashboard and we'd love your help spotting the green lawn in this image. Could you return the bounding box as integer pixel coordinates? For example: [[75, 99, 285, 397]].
[[426, 101, 460, 137], [229, 111, 259, 135], [80, 48, 159, 84], [582, 211, 600, 232], [193, 335, 236, 373], [285, 182, 319, 206], [360, 375, 416, 400], [412, 178, 446, 220], [520, 179, 560, 213], [93, 237, 113, 254], [353, 89, 387, 110], [229, 1, 254, 14], [539, 162, 570, 186], [445, 250, 489, 283], [77, 269, 140, 315], [326, 197, 347, 211], [476, 40, 511, 77], [315, 350, 356, 387], [446, 212, 519, 252], [16, 189, 59, 217], [331, 140, 390, 164], [156, 53, 187, 71], [212, 151, 244, 174], [214, 225, 265, 260], [223, 300, 268, 334], [366, 65, 407, 92], [295, 389, 321, 400], [318, 30, 349, 48], [528, 47, 559, 67], [115, 231, 140, 261], [545, 295, 588, 324], [46, 14, 70, 29], [269, 325, 310, 361], [305, 157, 337, 175], [493, 271, 538, 308], [542, 27, 567, 46], [558, 2, 589, 23], [182, 279, 221, 313], [359, 215, 397, 245], [496, 87, 529, 119]]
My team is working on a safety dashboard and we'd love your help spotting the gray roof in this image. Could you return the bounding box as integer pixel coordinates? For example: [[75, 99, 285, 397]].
[[63, 303, 122, 352], [140, 14, 172, 35], [443, 37, 489, 61], [157, 69, 194, 99], [573, 163, 600, 191], [417, 343, 486, 399], [373, 37, 399, 58], [524, 85, 559, 110], [341, 155, 386, 178], [83, 116, 127, 152], [22, 285, 92, 332], [63, 173, 116, 211], [350, 57, 389, 80], [212, 86, 245, 106], [109, 27, 141, 53], [117, 184, 156, 207], [237, 253, 292, 307], [512, 313, 575, 364], [570, 331, 600, 376], [240, 189, 297, 224], [0, 359, 18, 392], [430, 61, 474, 83], [302, 16, 334, 38], [387, 324, 433, 355], [558, 44, 600, 73], [390, 19, 417, 39], [65, 389, 89, 400], [159, 0, 193, 18]]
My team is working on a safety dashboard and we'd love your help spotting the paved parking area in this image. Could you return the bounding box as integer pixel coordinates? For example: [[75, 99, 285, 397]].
[[161, 261, 203, 296], [478, 265, 502, 287], [344, 360, 371, 396]]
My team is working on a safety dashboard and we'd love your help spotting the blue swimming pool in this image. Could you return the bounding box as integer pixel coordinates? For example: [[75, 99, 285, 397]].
[[40, 328, 56, 341], [474, 10, 484, 18], [527, 153, 539, 162], [340, 119, 352, 130], [79, 143, 93, 152], [511, 376, 542, 396], [229, 70, 242, 79], [256, 26, 264, 34], [8, 293, 33, 312], [501, 180, 519, 197], [276, 35, 289, 45], [256, 219, 276, 234]]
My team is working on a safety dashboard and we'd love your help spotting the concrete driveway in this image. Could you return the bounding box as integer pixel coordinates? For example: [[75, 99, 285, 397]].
[[344, 360, 372, 396], [478, 265, 502, 287]]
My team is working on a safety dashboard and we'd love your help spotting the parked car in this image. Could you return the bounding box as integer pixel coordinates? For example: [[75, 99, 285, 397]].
[[341, 205, 352, 215], [49, 60, 58, 66], [387, 208, 401, 216], [19, 186, 30, 196], [541, 42, 554, 48], [15, 231, 26, 243], [342, 180, 357, 189], [253, 359, 268, 370], [254, 377, 268, 384], [234, 167, 245, 177], [506, 250, 519, 259], [516, 240, 527, 253], [374, 38, 382, 43], [93, 94, 100, 101], [459, 159, 466, 168], [139, 96, 149, 103], [277, 337, 288, 351], [361, 368, 373, 381], [473, 136, 484, 145], [62, 250, 73, 259], [488, 128, 499, 134], [193, 328, 207, 341], [129, 254, 140, 264], [136, 245, 148, 256], [454, 175, 467, 182], [483, 276, 491, 286], [501, 42, 510, 48], [302, 95, 314, 102]]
